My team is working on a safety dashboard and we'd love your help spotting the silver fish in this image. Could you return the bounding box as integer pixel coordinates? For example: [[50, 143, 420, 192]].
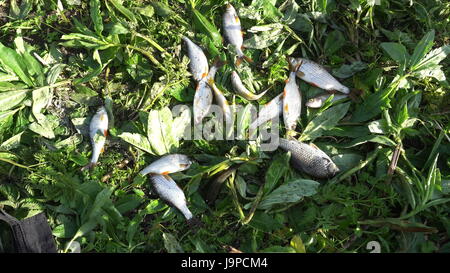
[[306, 93, 348, 108], [294, 58, 350, 94], [206, 65, 234, 129], [223, 3, 252, 66], [182, 36, 209, 81], [82, 106, 109, 170], [249, 93, 283, 130], [283, 59, 302, 131], [231, 71, 268, 100], [279, 138, 339, 179], [140, 154, 192, 176], [150, 174, 194, 221]]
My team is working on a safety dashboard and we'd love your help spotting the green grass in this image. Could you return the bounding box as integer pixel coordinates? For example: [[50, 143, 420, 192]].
[[0, 0, 449, 253]]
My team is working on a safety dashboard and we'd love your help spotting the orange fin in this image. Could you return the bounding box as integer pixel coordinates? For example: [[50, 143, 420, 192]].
[[243, 55, 253, 63], [81, 162, 97, 171], [103, 129, 108, 136], [161, 171, 170, 175], [235, 57, 243, 66]]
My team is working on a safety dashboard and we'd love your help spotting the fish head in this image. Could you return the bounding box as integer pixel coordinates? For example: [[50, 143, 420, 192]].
[[96, 106, 107, 114], [306, 97, 323, 108], [321, 156, 339, 178], [287, 57, 302, 72], [174, 154, 193, 171]]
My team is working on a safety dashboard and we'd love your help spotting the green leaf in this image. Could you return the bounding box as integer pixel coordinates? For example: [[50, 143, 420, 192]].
[[413, 45, 450, 71], [331, 153, 364, 173], [191, 7, 222, 47], [300, 102, 350, 141], [0, 42, 33, 86], [248, 211, 283, 232], [332, 61, 367, 79], [0, 90, 29, 111], [259, 179, 320, 210], [380, 42, 409, 69], [336, 135, 396, 148], [409, 30, 434, 69], [29, 118, 56, 139], [263, 152, 291, 194], [108, 0, 137, 23], [0, 132, 24, 150], [163, 233, 184, 253], [90, 0, 104, 35], [118, 132, 153, 154], [32, 87, 52, 124], [290, 235, 306, 253], [324, 30, 345, 56], [244, 24, 285, 49]]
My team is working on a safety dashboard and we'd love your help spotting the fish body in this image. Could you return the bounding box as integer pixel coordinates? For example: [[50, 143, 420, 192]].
[[250, 93, 283, 129], [82, 106, 109, 170], [206, 63, 233, 128], [295, 58, 350, 94], [193, 81, 213, 124], [306, 93, 348, 108], [279, 138, 339, 179], [223, 4, 252, 65], [150, 174, 193, 220], [283, 60, 302, 131], [140, 154, 192, 176], [182, 36, 209, 81], [231, 71, 268, 100]]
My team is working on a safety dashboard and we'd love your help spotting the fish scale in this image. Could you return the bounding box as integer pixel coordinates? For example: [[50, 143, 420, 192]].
[[150, 174, 193, 220], [296, 58, 350, 94], [279, 138, 339, 179]]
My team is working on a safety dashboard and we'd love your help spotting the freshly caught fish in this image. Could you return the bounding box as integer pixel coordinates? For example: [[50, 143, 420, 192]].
[[182, 36, 209, 81], [223, 4, 252, 66], [279, 138, 339, 179], [231, 71, 268, 100], [194, 81, 213, 124], [249, 93, 283, 130], [140, 154, 192, 176], [306, 92, 348, 108], [150, 174, 195, 222], [82, 106, 109, 170], [206, 62, 234, 129], [283, 59, 302, 131], [193, 59, 222, 124], [294, 58, 350, 94]]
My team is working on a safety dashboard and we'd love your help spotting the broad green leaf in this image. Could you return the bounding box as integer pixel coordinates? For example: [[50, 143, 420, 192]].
[[29, 118, 56, 139], [331, 153, 364, 173], [32, 87, 52, 124], [0, 89, 29, 111], [0, 108, 21, 123], [259, 179, 320, 210], [409, 30, 435, 69], [108, 0, 137, 23], [290, 235, 306, 253], [0, 43, 33, 86], [46, 64, 65, 85], [0, 132, 24, 150], [324, 30, 345, 56], [118, 132, 153, 154], [191, 7, 222, 47], [300, 102, 350, 141], [244, 24, 285, 49], [248, 211, 283, 232], [412, 45, 450, 72], [90, 0, 104, 35], [332, 61, 367, 79], [163, 233, 184, 253], [136, 5, 154, 17], [263, 152, 291, 194], [88, 187, 113, 218], [144, 199, 168, 214], [380, 42, 409, 69]]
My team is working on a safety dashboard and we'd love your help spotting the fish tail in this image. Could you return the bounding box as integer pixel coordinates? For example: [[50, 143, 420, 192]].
[[287, 57, 302, 72], [212, 57, 227, 68], [81, 162, 97, 171], [348, 88, 364, 101], [186, 217, 203, 230]]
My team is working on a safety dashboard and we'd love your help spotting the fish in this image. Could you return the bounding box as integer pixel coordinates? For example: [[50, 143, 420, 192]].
[[222, 3, 252, 66], [278, 137, 339, 179], [150, 174, 197, 224], [182, 36, 209, 82], [293, 58, 350, 94], [193, 80, 213, 124], [206, 62, 234, 130], [231, 71, 269, 100], [305, 92, 348, 108], [139, 154, 192, 176], [81, 106, 109, 171], [249, 93, 283, 130], [283, 59, 302, 131]]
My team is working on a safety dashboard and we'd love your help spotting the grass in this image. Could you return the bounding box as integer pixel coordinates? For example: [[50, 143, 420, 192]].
[[0, 0, 449, 253]]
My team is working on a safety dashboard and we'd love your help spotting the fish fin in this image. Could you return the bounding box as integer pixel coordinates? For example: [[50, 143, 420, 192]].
[[243, 55, 253, 64], [288, 57, 302, 72], [101, 147, 105, 153], [207, 76, 215, 86], [103, 129, 108, 137], [195, 83, 200, 91], [235, 57, 243, 66], [212, 57, 227, 68], [161, 171, 170, 175], [234, 15, 240, 23], [81, 162, 97, 171], [201, 72, 208, 79], [348, 88, 364, 101], [297, 71, 305, 77], [309, 143, 320, 150]]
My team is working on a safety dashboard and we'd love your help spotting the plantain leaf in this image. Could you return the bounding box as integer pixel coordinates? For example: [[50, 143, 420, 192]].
[[0, 90, 29, 111], [118, 132, 153, 154], [259, 179, 319, 210]]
